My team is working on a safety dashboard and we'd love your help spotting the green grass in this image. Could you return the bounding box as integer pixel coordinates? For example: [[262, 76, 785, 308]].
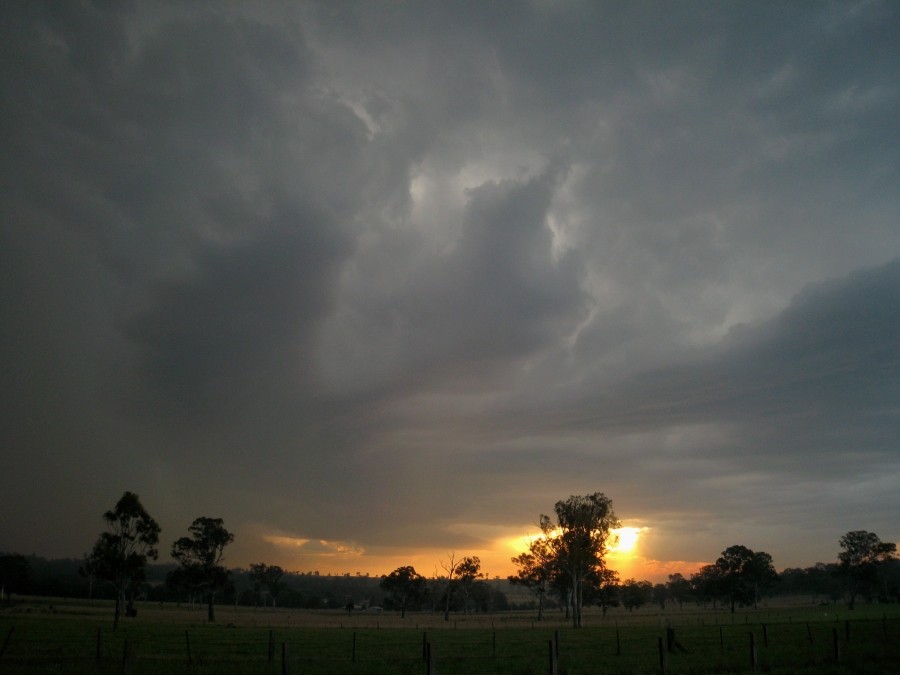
[[1, 599, 899, 673]]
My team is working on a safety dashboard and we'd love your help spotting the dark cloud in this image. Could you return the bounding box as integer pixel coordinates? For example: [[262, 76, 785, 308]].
[[1, 1, 898, 575]]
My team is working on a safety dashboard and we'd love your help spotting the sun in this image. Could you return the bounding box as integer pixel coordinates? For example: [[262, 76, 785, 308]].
[[609, 527, 640, 554]]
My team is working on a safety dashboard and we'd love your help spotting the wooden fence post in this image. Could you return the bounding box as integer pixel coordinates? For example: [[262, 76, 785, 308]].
[[426, 641, 434, 675], [422, 632, 428, 661], [268, 630, 274, 663], [549, 639, 558, 675], [352, 631, 356, 663], [493, 631, 496, 658], [748, 632, 756, 671], [616, 624, 621, 656], [845, 619, 850, 642], [832, 627, 840, 665], [719, 626, 724, 650], [806, 622, 813, 644], [185, 630, 192, 664], [121, 639, 130, 675], [282, 642, 290, 675], [554, 629, 560, 660], [658, 636, 667, 674], [762, 624, 768, 648]]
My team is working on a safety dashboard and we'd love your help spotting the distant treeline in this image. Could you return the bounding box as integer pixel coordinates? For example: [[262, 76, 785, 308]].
[[0, 553, 517, 612], [3, 552, 898, 613]]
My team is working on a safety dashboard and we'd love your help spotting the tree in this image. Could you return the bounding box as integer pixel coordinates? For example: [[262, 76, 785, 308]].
[[170, 517, 234, 622], [666, 572, 692, 609], [838, 530, 897, 609], [509, 535, 556, 621], [690, 564, 724, 608], [380, 566, 426, 618], [715, 545, 777, 613], [587, 567, 620, 616], [455, 556, 484, 614], [248, 563, 285, 607], [652, 583, 668, 610], [0, 553, 33, 599], [621, 578, 652, 611], [438, 553, 461, 621], [541, 492, 619, 628], [87, 491, 160, 629]]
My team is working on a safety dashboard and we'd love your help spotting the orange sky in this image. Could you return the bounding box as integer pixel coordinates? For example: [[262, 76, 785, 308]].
[[244, 525, 708, 583]]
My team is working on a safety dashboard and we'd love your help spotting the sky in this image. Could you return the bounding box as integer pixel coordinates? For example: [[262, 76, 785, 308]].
[[1, 1, 898, 584]]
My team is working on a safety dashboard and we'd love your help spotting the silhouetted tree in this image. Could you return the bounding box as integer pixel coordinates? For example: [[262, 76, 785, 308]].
[[170, 517, 234, 622], [0, 553, 33, 598], [541, 492, 619, 627], [587, 567, 620, 616], [456, 556, 484, 614], [838, 530, 896, 609], [666, 572, 691, 609], [380, 566, 426, 618], [439, 552, 460, 621], [652, 583, 668, 609], [87, 491, 160, 629], [715, 545, 777, 613], [621, 578, 652, 611], [509, 535, 556, 621], [249, 563, 285, 607], [690, 564, 724, 608]]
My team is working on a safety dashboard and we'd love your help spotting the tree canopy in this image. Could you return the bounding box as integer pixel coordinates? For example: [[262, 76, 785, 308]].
[[380, 565, 426, 618], [87, 491, 160, 629], [540, 492, 619, 628], [170, 517, 234, 622], [838, 530, 897, 609]]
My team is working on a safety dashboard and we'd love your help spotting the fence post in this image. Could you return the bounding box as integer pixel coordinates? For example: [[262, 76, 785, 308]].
[[282, 642, 290, 675], [658, 636, 667, 674], [0, 627, 13, 658], [268, 630, 274, 663], [185, 630, 192, 664], [554, 629, 560, 660], [719, 626, 724, 650], [96, 627, 102, 662], [616, 624, 621, 656], [493, 631, 496, 658], [426, 641, 434, 675], [121, 639, 130, 675], [549, 639, 558, 675], [748, 632, 756, 671], [845, 619, 850, 642], [832, 627, 840, 665], [762, 624, 768, 648], [422, 632, 428, 661], [352, 631, 356, 663], [806, 622, 813, 644]]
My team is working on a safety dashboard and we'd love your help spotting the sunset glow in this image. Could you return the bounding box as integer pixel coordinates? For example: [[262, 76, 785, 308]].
[[610, 527, 640, 554]]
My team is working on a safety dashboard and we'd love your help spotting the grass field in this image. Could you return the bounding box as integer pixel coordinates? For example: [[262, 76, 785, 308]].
[[2, 597, 898, 673]]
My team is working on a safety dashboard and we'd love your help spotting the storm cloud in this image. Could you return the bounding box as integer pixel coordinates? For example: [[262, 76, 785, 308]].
[[1, 1, 897, 576]]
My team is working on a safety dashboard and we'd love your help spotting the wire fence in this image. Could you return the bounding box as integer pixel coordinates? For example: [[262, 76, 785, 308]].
[[0, 612, 897, 674]]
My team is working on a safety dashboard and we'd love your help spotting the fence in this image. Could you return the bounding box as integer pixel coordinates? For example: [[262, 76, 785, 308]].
[[0, 611, 897, 673]]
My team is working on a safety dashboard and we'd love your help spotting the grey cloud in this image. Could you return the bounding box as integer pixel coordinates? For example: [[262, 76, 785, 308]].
[[2, 1, 898, 573]]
